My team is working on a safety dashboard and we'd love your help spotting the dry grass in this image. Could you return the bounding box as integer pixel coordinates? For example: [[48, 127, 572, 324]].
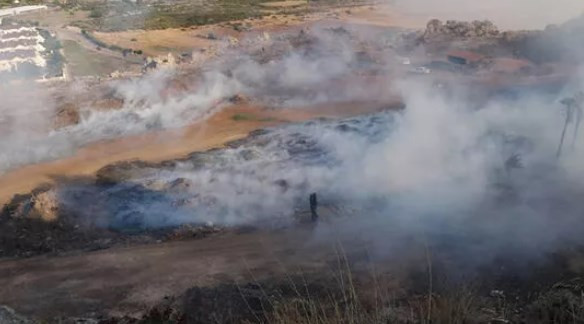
[[263, 247, 484, 324], [524, 279, 584, 323], [128, 245, 491, 323], [115, 241, 584, 324]]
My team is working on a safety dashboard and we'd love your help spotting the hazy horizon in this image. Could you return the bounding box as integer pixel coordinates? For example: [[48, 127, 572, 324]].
[[393, 0, 584, 30]]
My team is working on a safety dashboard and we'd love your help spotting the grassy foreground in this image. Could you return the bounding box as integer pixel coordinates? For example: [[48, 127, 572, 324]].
[[103, 246, 584, 324]]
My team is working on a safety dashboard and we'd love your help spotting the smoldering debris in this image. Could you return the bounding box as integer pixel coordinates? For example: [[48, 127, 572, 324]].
[[0, 113, 391, 256], [6, 13, 584, 323], [57, 113, 396, 230], [3, 10, 584, 273], [7, 78, 584, 265], [0, 184, 223, 258]]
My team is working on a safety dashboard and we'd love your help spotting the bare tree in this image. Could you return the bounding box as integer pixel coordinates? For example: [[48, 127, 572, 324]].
[[557, 93, 583, 158], [557, 97, 574, 158], [571, 92, 584, 149]]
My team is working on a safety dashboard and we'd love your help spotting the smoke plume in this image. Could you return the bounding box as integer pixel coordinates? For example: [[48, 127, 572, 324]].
[[5, 1, 584, 272]]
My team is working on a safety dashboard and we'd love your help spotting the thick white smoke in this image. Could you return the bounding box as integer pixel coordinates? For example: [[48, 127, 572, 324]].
[[0, 82, 63, 171], [5, 2, 584, 270], [70, 69, 241, 140], [57, 81, 581, 234], [0, 26, 380, 173], [0, 69, 242, 173]]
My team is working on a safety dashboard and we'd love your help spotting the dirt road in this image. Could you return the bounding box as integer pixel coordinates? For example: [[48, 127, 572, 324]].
[[0, 227, 332, 319]]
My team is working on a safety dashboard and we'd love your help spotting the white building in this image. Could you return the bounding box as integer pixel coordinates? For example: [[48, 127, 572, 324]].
[[0, 5, 47, 18], [0, 23, 47, 76]]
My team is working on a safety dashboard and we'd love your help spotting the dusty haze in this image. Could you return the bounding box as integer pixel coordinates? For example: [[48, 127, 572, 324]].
[[394, 0, 584, 29]]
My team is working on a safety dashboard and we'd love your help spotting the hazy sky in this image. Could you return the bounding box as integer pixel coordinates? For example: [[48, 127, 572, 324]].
[[393, 0, 584, 30]]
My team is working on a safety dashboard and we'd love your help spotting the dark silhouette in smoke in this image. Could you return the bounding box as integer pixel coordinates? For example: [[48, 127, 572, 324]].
[[309, 193, 319, 222]]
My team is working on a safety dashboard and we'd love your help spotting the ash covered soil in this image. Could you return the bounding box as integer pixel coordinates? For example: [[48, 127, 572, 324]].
[[4, 105, 584, 323], [0, 113, 392, 258]]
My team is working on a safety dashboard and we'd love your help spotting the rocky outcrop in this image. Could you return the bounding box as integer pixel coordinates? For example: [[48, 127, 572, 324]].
[[417, 15, 584, 64], [29, 189, 60, 222], [0, 187, 94, 257], [421, 19, 499, 42], [7, 187, 60, 222]]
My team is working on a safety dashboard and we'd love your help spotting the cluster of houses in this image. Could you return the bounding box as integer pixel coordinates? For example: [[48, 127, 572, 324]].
[[0, 22, 47, 74], [0, 5, 64, 81]]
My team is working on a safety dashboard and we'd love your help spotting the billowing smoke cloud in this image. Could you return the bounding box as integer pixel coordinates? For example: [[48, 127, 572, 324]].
[[5, 2, 584, 273], [392, 0, 584, 29], [0, 26, 387, 173], [3, 0, 584, 176], [58, 80, 582, 242], [0, 69, 241, 173], [213, 25, 385, 106], [71, 69, 240, 140], [58, 114, 393, 228], [0, 82, 62, 171], [25, 14, 582, 244]]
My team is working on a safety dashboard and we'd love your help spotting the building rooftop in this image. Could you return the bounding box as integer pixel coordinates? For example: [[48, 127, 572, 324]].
[[1, 30, 37, 39], [0, 49, 36, 60], [0, 39, 37, 49]]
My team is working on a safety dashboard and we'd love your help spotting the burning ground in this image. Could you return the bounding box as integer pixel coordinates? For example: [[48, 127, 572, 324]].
[[3, 7, 584, 324], [4, 80, 584, 322]]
